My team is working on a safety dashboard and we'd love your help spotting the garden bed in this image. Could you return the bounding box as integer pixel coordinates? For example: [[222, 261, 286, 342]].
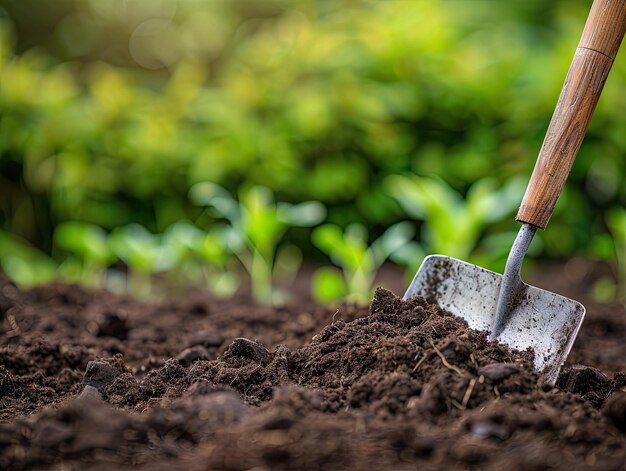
[[1, 266, 625, 471]]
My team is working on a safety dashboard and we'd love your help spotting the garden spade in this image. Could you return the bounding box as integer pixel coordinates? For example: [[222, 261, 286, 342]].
[[404, 0, 626, 385]]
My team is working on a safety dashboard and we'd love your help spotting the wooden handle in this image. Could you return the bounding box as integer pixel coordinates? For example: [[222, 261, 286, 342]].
[[516, 0, 626, 229]]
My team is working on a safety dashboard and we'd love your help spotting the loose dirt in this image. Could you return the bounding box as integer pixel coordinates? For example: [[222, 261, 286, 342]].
[[1, 270, 625, 470]]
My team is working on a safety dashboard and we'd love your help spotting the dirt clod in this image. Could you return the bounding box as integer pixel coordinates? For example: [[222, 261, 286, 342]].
[[83, 361, 119, 391], [563, 364, 608, 392], [558, 364, 621, 408], [223, 337, 272, 366], [176, 346, 212, 366]]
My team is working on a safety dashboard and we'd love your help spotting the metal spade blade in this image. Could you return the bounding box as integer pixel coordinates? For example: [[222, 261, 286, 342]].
[[404, 254, 585, 385]]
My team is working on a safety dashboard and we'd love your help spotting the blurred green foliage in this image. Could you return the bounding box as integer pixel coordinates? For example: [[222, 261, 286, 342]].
[[54, 220, 114, 286], [190, 183, 324, 303], [0, 0, 624, 301], [591, 207, 626, 303], [386, 175, 526, 269], [312, 221, 415, 302]]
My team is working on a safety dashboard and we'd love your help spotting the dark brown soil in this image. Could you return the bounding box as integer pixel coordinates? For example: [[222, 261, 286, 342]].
[[1, 268, 626, 471]]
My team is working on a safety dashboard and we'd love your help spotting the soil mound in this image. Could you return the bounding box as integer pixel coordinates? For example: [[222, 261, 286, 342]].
[[1, 281, 626, 470]]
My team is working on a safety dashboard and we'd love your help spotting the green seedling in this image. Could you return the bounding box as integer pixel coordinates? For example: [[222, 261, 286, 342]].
[[195, 226, 240, 298], [54, 221, 116, 286], [161, 220, 205, 290], [312, 222, 415, 303], [0, 231, 57, 287], [385, 174, 523, 272], [109, 224, 171, 298], [190, 183, 325, 304], [164, 221, 239, 298]]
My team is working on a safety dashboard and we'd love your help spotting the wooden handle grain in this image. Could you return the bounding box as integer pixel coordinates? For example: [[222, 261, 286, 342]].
[[516, 0, 626, 229]]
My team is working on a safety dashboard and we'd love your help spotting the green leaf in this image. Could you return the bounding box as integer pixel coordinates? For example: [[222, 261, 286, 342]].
[[277, 201, 326, 226], [54, 221, 114, 265], [312, 224, 345, 254], [607, 207, 626, 241], [109, 224, 164, 272], [312, 267, 348, 303], [592, 277, 617, 304], [210, 272, 239, 298], [313, 224, 367, 272], [164, 221, 203, 248], [0, 231, 57, 287], [389, 241, 426, 276], [589, 233, 616, 262], [371, 221, 415, 266], [56, 257, 84, 283], [240, 186, 283, 255], [385, 175, 459, 220], [189, 182, 239, 222], [199, 233, 225, 264]]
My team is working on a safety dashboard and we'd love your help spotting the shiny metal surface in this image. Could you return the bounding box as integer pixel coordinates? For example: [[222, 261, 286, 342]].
[[491, 223, 537, 340], [404, 254, 585, 385]]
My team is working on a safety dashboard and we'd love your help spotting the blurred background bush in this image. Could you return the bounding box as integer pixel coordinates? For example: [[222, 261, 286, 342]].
[[0, 0, 624, 302]]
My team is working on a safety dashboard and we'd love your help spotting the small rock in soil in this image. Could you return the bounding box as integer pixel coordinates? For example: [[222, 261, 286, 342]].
[[176, 346, 212, 367], [78, 385, 103, 401], [223, 338, 271, 366], [478, 363, 520, 384], [83, 361, 119, 391], [187, 329, 223, 348]]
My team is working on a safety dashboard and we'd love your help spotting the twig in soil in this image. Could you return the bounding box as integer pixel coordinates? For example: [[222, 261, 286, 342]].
[[413, 354, 428, 372], [428, 339, 464, 376], [462, 378, 477, 408], [469, 353, 478, 369], [447, 397, 465, 410], [563, 423, 577, 439]]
